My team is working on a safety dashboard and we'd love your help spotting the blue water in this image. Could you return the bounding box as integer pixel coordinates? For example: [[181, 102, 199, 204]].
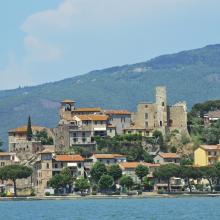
[[0, 197, 219, 220]]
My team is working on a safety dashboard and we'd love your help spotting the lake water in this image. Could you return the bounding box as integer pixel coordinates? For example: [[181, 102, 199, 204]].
[[0, 197, 219, 220]]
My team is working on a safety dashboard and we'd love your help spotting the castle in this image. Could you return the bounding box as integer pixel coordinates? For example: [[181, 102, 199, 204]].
[[53, 86, 188, 151], [125, 86, 188, 136]]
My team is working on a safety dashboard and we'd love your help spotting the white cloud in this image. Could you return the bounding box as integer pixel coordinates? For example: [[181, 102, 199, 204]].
[[24, 35, 62, 62], [21, 0, 76, 34]]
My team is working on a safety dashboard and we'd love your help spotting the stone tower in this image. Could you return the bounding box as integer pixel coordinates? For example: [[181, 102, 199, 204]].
[[59, 100, 75, 121], [155, 86, 167, 134]]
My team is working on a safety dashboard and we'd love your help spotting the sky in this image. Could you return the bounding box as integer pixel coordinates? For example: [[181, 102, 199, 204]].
[[0, 0, 220, 90]]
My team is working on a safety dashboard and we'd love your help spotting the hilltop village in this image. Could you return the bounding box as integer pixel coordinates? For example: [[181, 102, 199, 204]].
[[1, 86, 220, 197]]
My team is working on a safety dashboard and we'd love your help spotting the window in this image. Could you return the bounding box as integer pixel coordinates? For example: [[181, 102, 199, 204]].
[[208, 151, 211, 156], [145, 105, 148, 108], [74, 138, 78, 143], [82, 138, 86, 143], [95, 121, 98, 125], [1, 162, 5, 167], [160, 121, 163, 127], [162, 102, 165, 106], [145, 113, 148, 119], [214, 151, 217, 156], [54, 163, 58, 169], [145, 121, 148, 127], [82, 132, 85, 137], [46, 163, 50, 169], [121, 117, 125, 123], [73, 132, 77, 137]]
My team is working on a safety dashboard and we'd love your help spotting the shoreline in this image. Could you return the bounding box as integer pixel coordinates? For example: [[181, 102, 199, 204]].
[[1, 192, 220, 201]]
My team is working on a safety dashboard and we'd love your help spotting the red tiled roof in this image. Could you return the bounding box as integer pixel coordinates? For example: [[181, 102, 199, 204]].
[[119, 162, 160, 169], [54, 155, 84, 162], [93, 154, 126, 159], [77, 115, 108, 121], [158, 153, 180, 159], [61, 99, 75, 103], [74, 108, 101, 112], [9, 125, 46, 133], [200, 145, 220, 151], [105, 110, 131, 115]]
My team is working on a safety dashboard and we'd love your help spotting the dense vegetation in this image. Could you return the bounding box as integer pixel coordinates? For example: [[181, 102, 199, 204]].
[[188, 100, 220, 147], [2, 44, 220, 148]]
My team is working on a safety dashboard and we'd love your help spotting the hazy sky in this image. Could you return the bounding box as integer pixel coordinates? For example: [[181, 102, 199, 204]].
[[0, 0, 220, 90]]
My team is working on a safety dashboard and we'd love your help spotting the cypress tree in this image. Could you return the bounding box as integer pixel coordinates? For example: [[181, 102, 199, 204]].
[[27, 116, 33, 141]]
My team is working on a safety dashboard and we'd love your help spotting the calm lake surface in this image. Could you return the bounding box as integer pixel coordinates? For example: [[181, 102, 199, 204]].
[[0, 197, 219, 220]]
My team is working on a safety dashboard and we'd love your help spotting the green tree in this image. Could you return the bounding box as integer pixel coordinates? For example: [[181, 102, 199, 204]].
[[200, 166, 217, 192], [108, 164, 122, 182], [90, 162, 107, 183], [143, 151, 154, 163], [35, 130, 53, 145], [48, 174, 64, 192], [135, 165, 149, 183], [119, 175, 133, 191], [204, 120, 220, 144], [1, 165, 32, 197], [75, 178, 90, 195], [143, 176, 155, 191], [27, 116, 33, 141], [98, 175, 114, 193], [48, 168, 73, 193], [180, 156, 194, 166], [179, 166, 202, 192], [154, 164, 179, 192]]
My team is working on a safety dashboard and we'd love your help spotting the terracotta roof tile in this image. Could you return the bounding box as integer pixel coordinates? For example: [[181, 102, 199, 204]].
[[54, 155, 84, 162], [77, 115, 108, 121], [93, 154, 126, 159], [74, 108, 101, 112], [9, 125, 46, 133], [120, 162, 160, 169], [61, 99, 75, 103], [200, 145, 220, 150], [158, 153, 180, 159], [0, 152, 16, 156], [105, 110, 131, 115]]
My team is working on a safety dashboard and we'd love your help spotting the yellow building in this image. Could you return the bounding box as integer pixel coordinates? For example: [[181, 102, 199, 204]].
[[194, 145, 220, 166]]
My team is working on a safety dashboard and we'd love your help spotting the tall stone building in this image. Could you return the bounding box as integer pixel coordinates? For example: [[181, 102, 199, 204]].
[[125, 86, 188, 136]]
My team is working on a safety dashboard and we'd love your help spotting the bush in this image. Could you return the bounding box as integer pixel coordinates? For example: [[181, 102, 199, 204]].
[[92, 191, 97, 195], [137, 190, 142, 195], [0, 192, 7, 197], [195, 184, 203, 191], [157, 189, 164, 194], [114, 190, 121, 195], [30, 189, 36, 196], [45, 192, 50, 196]]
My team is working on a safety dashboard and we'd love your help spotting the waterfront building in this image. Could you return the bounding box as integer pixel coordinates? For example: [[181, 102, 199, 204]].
[[194, 145, 220, 166], [119, 162, 160, 183]]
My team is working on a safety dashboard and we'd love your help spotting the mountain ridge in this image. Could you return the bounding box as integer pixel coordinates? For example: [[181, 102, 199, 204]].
[[1, 44, 220, 149]]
